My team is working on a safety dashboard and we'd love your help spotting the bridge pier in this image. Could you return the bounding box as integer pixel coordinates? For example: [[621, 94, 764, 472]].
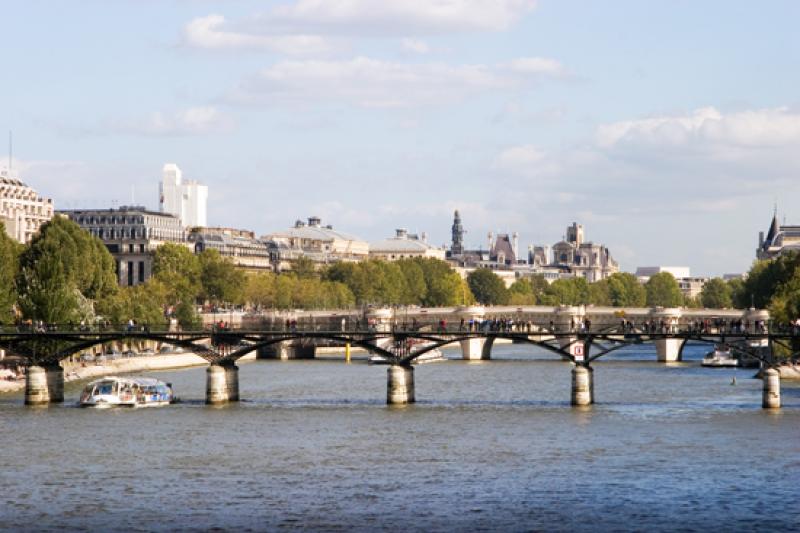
[[571, 365, 593, 406], [762, 368, 780, 409], [256, 341, 315, 360], [460, 337, 488, 360], [387, 364, 415, 405], [206, 363, 239, 404], [24, 365, 64, 405], [655, 339, 683, 362]]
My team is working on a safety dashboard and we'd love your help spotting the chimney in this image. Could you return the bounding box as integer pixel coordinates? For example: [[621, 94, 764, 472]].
[[308, 216, 321, 227]]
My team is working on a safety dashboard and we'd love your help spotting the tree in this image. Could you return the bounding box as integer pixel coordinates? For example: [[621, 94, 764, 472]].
[[605, 273, 646, 307], [244, 273, 276, 309], [397, 259, 427, 304], [0, 224, 22, 323], [198, 249, 246, 305], [291, 256, 318, 279], [508, 275, 548, 305], [16, 217, 117, 323], [152, 243, 201, 325], [467, 268, 509, 305], [541, 277, 590, 306], [645, 272, 683, 307], [588, 279, 612, 306], [700, 278, 732, 308]]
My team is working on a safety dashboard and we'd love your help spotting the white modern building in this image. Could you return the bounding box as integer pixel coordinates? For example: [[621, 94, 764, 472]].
[[159, 163, 208, 228], [0, 169, 54, 243]]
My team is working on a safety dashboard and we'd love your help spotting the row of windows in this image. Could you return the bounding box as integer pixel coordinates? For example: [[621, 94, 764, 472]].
[[86, 227, 185, 241]]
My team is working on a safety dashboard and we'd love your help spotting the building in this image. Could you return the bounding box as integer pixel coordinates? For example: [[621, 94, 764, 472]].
[[59, 206, 186, 286], [370, 229, 446, 261], [549, 222, 619, 282], [188, 227, 272, 272], [159, 163, 208, 228], [0, 169, 54, 243], [757, 212, 800, 260], [635, 266, 691, 280], [264, 217, 369, 271], [635, 266, 707, 299]]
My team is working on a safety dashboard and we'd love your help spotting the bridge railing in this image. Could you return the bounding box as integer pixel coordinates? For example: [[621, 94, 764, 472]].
[[0, 321, 781, 336]]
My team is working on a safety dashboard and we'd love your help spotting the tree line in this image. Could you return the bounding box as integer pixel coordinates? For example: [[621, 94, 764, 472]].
[[2, 217, 796, 328]]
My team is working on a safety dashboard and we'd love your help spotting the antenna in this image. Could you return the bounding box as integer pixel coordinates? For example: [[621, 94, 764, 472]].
[[8, 131, 11, 171]]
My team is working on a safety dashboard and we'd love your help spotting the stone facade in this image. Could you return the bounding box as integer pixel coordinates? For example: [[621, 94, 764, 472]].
[[189, 227, 272, 272], [59, 206, 186, 286], [0, 170, 54, 243]]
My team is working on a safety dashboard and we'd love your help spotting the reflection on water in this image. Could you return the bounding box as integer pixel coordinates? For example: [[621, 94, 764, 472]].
[[0, 343, 798, 531]]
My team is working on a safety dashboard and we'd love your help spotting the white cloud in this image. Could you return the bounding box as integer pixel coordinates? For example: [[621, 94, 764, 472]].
[[182, 14, 331, 55], [111, 106, 234, 136], [596, 106, 800, 150], [267, 0, 537, 34], [504, 57, 567, 77], [401, 38, 430, 54], [230, 56, 566, 108]]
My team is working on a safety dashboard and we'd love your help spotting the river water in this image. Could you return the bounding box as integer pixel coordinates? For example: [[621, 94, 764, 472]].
[[0, 344, 798, 532]]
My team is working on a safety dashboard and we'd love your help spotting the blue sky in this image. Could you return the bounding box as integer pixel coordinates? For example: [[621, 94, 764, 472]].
[[4, 0, 800, 276]]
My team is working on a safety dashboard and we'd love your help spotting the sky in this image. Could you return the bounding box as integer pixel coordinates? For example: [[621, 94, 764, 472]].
[[3, 0, 800, 277]]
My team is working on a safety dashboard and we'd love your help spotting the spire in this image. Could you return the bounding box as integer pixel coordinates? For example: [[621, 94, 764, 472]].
[[451, 209, 464, 256], [765, 211, 780, 245]]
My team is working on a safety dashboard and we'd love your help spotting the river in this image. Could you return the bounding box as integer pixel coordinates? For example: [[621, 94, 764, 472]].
[[0, 344, 798, 532]]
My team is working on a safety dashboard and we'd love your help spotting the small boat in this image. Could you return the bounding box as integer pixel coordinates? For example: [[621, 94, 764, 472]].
[[79, 376, 175, 408], [702, 345, 738, 367]]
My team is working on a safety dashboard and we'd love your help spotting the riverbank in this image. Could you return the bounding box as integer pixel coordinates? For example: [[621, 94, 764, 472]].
[[0, 352, 257, 394]]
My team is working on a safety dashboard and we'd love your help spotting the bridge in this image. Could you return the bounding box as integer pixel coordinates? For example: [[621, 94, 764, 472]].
[[1, 305, 791, 409]]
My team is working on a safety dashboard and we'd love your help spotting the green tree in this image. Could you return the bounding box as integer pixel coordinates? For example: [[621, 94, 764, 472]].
[[700, 277, 732, 308], [588, 279, 612, 306], [541, 277, 590, 306], [244, 272, 276, 309], [16, 217, 117, 323], [645, 272, 683, 307], [0, 224, 22, 323], [467, 268, 509, 305], [152, 243, 201, 325], [291, 256, 318, 279], [198, 249, 246, 305], [606, 273, 647, 307], [397, 259, 427, 304], [508, 275, 548, 305]]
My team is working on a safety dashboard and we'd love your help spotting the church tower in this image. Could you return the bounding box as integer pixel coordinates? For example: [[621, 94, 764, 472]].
[[451, 210, 464, 256]]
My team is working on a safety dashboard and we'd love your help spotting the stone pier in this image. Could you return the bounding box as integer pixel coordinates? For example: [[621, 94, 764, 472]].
[[387, 365, 415, 405], [256, 341, 315, 360], [206, 363, 240, 404], [459, 337, 488, 360], [25, 365, 64, 405], [571, 365, 593, 406], [762, 368, 780, 409], [654, 339, 683, 362]]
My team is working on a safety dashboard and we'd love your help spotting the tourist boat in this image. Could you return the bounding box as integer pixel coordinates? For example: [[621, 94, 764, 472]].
[[79, 376, 175, 408], [702, 345, 738, 367]]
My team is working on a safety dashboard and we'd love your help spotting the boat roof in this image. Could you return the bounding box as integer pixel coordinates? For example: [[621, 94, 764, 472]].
[[85, 376, 167, 387]]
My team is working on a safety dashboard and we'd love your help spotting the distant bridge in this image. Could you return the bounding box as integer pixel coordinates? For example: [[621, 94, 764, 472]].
[[0, 304, 790, 409]]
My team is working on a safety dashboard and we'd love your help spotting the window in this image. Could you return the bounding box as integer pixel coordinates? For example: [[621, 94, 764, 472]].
[[138, 261, 145, 283], [127, 261, 134, 286]]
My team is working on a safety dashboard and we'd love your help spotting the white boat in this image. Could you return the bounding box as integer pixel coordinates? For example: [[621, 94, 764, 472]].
[[369, 348, 447, 365], [702, 346, 739, 367], [79, 376, 175, 408]]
